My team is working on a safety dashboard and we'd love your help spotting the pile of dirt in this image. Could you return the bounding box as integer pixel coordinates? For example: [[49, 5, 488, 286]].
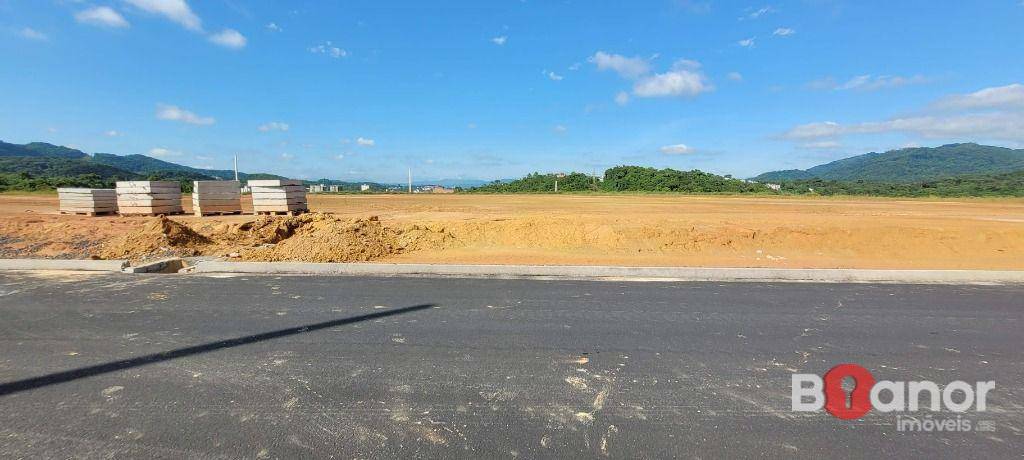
[[91, 213, 458, 263], [235, 214, 457, 262], [99, 216, 212, 261]]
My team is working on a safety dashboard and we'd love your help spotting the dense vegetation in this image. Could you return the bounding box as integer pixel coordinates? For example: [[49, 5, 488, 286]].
[[470, 165, 1024, 197], [468, 172, 601, 192], [469, 167, 768, 193], [602, 166, 767, 193], [778, 170, 1024, 197], [754, 143, 1024, 182]]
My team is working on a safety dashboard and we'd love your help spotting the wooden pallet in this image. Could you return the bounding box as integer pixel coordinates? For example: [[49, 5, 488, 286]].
[[60, 210, 116, 216], [194, 210, 243, 216], [254, 210, 307, 216], [118, 211, 185, 217]]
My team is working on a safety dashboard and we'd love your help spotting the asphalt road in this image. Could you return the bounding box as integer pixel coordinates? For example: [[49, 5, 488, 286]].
[[0, 272, 1021, 458]]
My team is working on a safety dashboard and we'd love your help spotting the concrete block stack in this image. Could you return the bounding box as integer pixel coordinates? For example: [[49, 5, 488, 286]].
[[115, 181, 183, 216], [57, 188, 117, 215], [249, 179, 308, 215], [192, 180, 242, 216]]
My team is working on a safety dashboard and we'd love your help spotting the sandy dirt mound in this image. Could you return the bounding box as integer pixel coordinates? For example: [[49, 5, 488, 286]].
[[99, 216, 212, 261], [96, 213, 458, 263], [233, 214, 420, 262]]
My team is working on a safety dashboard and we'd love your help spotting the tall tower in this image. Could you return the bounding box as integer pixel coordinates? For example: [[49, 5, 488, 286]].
[[408, 168, 412, 193], [233, 155, 239, 182]]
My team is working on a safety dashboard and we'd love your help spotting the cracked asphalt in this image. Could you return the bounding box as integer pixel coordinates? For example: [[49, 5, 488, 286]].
[[0, 272, 1021, 458]]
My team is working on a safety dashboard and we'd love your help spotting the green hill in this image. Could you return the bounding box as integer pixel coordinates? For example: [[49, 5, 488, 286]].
[[754, 143, 1024, 182], [0, 141, 90, 159], [0, 141, 287, 191], [90, 153, 285, 181]]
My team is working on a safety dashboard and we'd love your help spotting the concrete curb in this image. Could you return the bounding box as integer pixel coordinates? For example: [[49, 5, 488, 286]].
[[190, 261, 1024, 284], [122, 258, 187, 274], [0, 258, 128, 272]]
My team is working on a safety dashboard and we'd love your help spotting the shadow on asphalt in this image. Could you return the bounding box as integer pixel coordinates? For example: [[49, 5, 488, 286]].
[[0, 303, 436, 397]]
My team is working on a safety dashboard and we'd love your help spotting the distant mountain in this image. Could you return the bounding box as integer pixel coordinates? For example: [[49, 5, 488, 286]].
[[0, 156, 139, 179], [90, 153, 285, 181], [754, 143, 1024, 182], [0, 141, 285, 184], [0, 141, 89, 159]]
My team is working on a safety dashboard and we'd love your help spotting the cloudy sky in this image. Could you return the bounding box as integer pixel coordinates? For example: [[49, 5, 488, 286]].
[[1, 0, 1023, 181]]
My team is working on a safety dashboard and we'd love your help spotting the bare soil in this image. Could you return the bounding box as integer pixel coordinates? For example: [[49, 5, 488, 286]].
[[1, 193, 1022, 269]]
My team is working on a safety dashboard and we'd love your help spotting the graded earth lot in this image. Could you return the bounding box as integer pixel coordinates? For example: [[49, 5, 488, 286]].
[[1, 193, 1023, 269]]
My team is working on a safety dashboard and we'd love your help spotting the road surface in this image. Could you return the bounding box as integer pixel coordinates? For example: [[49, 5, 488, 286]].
[[0, 272, 1021, 458]]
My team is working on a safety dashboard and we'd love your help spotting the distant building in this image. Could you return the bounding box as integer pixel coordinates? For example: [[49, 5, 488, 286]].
[[430, 186, 454, 194], [308, 184, 325, 193], [360, 184, 370, 192], [328, 185, 339, 192], [766, 183, 782, 191]]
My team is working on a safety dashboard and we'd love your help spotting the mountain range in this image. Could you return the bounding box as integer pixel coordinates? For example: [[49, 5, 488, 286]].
[[0, 141, 284, 182], [3, 140, 1024, 191], [753, 143, 1024, 182]]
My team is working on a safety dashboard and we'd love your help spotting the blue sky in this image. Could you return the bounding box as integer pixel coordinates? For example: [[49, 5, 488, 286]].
[[2, 0, 1023, 182]]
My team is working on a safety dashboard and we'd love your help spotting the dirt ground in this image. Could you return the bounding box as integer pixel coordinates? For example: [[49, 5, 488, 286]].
[[1, 193, 1022, 269]]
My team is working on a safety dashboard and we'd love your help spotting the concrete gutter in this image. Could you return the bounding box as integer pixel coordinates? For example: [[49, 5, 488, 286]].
[[0, 258, 128, 272], [189, 261, 1024, 285]]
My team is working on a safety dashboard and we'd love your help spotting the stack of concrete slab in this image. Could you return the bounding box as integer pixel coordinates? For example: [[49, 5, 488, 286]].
[[249, 179, 308, 215], [192, 180, 242, 216], [116, 181, 182, 216], [57, 188, 117, 216]]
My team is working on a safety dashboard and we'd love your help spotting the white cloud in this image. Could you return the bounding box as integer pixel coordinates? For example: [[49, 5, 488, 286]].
[[491, 35, 507, 45], [798, 140, 841, 150], [356, 137, 375, 146], [783, 113, 1024, 143], [258, 122, 289, 132], [149, 147, 182, 157], [782, 121, 842, 139], [810, 74, 929, 92], [553, 125, 568, 134], [123, 0, 202, 31], [546, 70, 564, 81], [568, 62, 581, 71], [773, 27, 795, 36], [18, 27, 48, 41], [614, 91, 630, 106], [280, 153, 294, 160], [738, 38, 755, 47], [727, 71, 743, 82], [590, 51, 650, 79], [104, 130, 123, 137], [209, 28, 246, 49], [633, 69, 711, 98], [467, 122, 477, 129], [674, 59, 702, 70], [266, 22, 282, 32], [309, 41, 347, 58], [660, 144, 694, 154], [934, 83, 1024, 110], [75, 6, 130, 28], [742, 6, 773, 20], [155, 104, 215, 125]]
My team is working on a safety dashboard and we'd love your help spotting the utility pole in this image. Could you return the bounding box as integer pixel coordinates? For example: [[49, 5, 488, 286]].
[[554, 180, 558, 193], [233, 155, 239, 182], [408, 168, 412, 194]]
